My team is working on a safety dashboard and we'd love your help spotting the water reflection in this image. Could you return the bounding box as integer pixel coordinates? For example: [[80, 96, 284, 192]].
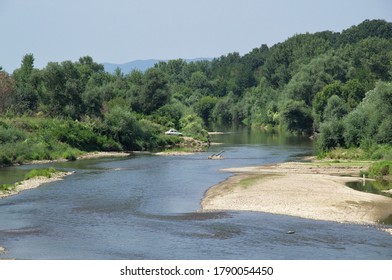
[[346, 180, 392, 198]]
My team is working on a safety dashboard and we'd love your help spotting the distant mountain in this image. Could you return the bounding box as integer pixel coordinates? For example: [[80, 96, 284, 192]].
[[103, 58, 212, 74]]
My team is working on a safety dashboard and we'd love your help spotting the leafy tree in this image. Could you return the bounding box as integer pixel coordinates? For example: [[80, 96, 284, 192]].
[[212, 92, 237, 125], [154, 101, 186, 128], [317, 120, 345, 151], [339, 19, 392, 45], [312, 81, 344, 126], [345, 37, 392, 82], [285, 53, 348, 106], [188, 71, 210, 93], [12, 54, 39, 114], [134, 68, 170, 114], [343, 81, 392, 147], [342, 79, 366, 109], [195, 96, 218, 125], [42, 61, 84, 119], [156, 59, 187, 84], [323, 95, 348, 122], [280, 100, 313, 134], [103, 106, 142, 150], [0, 71, 14, 114]]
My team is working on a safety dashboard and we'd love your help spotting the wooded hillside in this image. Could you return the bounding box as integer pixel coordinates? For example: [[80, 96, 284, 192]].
[[1, 19, 391, 165]]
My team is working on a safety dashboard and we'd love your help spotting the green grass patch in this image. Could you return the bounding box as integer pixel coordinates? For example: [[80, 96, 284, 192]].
[[0, 182, 17, 192], [368, 161, 392, 177], [24, 168, 58, 180], [238, 175, 272, 189]]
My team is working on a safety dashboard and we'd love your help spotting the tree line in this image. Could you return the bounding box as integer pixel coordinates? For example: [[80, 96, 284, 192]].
[[0, 19, 392, 163]]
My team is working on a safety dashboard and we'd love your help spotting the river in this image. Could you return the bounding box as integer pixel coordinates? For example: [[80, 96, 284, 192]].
[[0, 129, 391, 259]]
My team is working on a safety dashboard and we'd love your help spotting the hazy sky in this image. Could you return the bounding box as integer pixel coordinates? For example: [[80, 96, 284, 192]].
[[1, 0, 391, 72]]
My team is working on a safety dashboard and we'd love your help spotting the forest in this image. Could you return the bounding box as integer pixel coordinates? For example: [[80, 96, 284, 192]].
[[0, 19, 392, 167]]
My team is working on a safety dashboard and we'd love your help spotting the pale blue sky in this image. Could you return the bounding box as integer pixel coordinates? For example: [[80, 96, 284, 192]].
[[1, 0, 391, 72]]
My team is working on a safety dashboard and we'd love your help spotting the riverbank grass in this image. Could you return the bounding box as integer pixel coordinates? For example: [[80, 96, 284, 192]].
[[1, 167, 59, 193], [24, 168, 59, 180], [0, 182, 18, 192]]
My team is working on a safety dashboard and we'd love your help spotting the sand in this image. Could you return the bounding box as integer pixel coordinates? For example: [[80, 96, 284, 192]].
[[201, 160, 392, 225]]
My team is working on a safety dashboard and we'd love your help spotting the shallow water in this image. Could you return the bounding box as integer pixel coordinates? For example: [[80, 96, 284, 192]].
[[346, 180, 392, 198], [0, 130, 391, 259]]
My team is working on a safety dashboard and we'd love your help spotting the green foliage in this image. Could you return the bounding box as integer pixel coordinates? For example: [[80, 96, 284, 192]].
[[0, 126, 26, 144], [132, 68, 170, 114], [323, 95, 348, 122], [102, 106, 141, 150], [312, 81, 344, 126], [317, 120, 345, 151], [0, 182, 17, 192], [11, 54, 39, 114], [1, 19, 392, 162], [339, 19, 392, 45], [24, 167, 58, 180], [344, 81, 392, 146], [280, 100, 313, 134], [368, 161, 392, 177], [154, 101, 186, 128], [343, 79, 366, 109], [211, 92, 239, 126], [179, 114, 209, 140], [194, 96, 218, 125]]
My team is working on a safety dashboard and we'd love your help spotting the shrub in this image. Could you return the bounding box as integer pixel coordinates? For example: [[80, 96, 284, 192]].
[[316, 120, 345, 152], [368, 161, 392, 177], [179, 114, 208, 141], [0, 127, 26, 144]]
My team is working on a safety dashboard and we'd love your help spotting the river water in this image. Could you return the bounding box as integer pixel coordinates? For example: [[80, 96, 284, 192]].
[[0, 130, 391, 259]]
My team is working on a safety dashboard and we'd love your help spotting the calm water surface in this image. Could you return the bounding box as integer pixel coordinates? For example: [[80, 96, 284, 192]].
[[0, 130, 391, 259]]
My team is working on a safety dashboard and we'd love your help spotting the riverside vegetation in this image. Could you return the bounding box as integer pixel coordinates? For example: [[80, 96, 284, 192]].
[[0, 19, 392, 186], [0, 167, 59, 192]]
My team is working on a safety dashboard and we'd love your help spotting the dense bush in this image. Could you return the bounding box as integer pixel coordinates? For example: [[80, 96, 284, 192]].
[[368, 161, 392, 177]]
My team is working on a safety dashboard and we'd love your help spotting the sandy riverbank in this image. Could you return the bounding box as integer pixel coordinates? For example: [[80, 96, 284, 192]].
[[0, 171, 74, 200], [201, 159, 392, 225]]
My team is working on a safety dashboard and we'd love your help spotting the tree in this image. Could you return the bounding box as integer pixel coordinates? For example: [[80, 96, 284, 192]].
[[195, 96, 218, 125], [323, 95, 348, 122], [212, 92, 237, 125], [137, 68, 170, 114], [42, 61, 84, 119], [339, 19, 392, 45], [312, 81, 344, 127], [342, 79, 366, 109], [0, 71, 14, 114], [103, 106, 142, 150], [285, 53, 348, 106], [343, 81, 392, 147], [280, 100, 313, 134], [317, 120, 345, 151], [11, 54, 39, 114]]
